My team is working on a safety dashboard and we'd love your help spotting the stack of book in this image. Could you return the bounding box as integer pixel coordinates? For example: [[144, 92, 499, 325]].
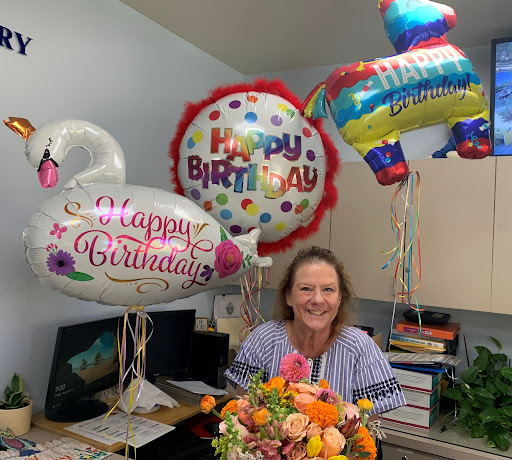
[[390, 319, 460, 355], [383, 367, 443, 429], [154, 377, 229, 406]]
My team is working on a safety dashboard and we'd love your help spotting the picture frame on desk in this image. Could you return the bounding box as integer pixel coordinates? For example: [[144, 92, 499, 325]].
[[194, 317, 208, 332]]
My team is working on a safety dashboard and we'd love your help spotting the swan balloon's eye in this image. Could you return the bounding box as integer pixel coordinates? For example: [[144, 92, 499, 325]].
[[43, 149, 50, 159]]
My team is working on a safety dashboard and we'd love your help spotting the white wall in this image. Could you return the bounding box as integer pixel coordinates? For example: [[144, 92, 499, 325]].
[[0, 0, 244, 411]]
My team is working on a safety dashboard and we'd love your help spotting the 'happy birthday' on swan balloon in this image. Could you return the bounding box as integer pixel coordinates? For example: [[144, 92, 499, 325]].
[[303, 0, 492, 186], [169, 79, 339, 255], [5, 117, 271, 307]]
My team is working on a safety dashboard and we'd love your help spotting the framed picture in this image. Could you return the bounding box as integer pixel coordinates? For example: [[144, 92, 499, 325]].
[[194, 317, 209, 332], [491, 36, 512, 155], [213, 295, 243, 318]]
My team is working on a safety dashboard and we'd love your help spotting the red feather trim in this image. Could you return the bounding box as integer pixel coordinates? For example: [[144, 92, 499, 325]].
[[168, 78, 340, 256]]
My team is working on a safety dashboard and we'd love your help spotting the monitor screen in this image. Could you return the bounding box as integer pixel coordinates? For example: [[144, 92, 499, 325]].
[[491, 36, 512, 155], [126, 309, 196, 381], [45, 316, 122, 422]]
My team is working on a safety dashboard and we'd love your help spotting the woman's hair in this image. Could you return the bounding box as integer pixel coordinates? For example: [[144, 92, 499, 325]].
[[272, 246, 357, 329]]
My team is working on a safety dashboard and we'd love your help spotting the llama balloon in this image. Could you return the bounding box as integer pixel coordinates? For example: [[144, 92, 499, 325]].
[[5, 117, 271, 306], [303, 0, 492, 186]]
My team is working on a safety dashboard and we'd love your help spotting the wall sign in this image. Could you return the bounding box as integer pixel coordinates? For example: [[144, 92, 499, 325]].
[[0, 24, 32, 55]]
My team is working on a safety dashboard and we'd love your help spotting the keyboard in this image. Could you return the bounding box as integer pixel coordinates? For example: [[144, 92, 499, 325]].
[[125, 425, 216, 459]]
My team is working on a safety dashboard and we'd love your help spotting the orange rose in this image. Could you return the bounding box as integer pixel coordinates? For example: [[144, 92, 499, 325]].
[[200, 395, 215, 414], [252, 408, 269, 426], [319, 426, 346, 459], [293, 392, 318, 414], [264, 376, 286, 395], [283, 412, 309, 442]]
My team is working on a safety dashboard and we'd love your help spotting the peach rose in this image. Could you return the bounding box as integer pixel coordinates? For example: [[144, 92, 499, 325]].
[[293, 392, 318, 414], [306, 422, 323, 439], [283, 412, 309, 442], [286, 441, 308, 460], [319, 426, 346, 459], [340, 401, 360, 420]]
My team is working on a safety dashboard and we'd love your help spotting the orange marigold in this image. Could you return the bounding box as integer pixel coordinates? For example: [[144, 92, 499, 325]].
[[305, 400, 339, 429], [318, 379, 330, 389], [353, 426, 377, 460], [220, 400, 238, 419]]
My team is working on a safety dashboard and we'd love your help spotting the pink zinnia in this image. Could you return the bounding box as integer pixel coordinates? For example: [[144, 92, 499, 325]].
[[279, 353, 310, 382]]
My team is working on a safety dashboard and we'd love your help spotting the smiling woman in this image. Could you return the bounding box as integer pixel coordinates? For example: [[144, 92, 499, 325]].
[[225, 246, 406, 416]]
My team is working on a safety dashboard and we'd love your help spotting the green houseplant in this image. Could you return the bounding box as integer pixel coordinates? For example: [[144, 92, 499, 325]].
[[443, 337, 512, 450], [0, 373, 33, 435]]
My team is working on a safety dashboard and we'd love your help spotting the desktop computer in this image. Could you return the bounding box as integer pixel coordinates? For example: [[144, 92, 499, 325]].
[[190, 331, 229, 389]]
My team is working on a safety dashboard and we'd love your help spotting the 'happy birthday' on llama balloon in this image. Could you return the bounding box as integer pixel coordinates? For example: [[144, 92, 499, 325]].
[[5, 117, 271, 306], [303, 0, 492, 186]]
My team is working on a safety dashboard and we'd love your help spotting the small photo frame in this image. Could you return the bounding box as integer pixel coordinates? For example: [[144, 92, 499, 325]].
[[194, 317, 209, 332]]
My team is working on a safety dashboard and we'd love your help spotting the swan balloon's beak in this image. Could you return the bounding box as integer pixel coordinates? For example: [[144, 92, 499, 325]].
[[3, 117, 36, 140], [38, 159, 58, 188]]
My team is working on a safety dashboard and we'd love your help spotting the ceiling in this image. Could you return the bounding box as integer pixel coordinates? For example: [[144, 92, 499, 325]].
[[119, 0, 512, 75]]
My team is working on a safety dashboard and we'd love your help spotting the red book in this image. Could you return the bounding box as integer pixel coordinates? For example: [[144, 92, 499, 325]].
[[396, 320, 460, 340]]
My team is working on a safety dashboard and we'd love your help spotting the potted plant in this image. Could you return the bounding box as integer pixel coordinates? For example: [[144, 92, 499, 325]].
[[443, 337, 512, 450], [0, 373, 33, 435]]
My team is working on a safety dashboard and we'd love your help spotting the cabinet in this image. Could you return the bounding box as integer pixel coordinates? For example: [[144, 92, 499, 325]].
[[381, 442, 449, 460], [330, 162, 398, 302], [491, 156, 512, 314], [408, 157, 495, 311], [330, 158, 496, 311]]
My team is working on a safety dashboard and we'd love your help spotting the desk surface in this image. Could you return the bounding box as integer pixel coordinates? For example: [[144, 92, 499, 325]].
[[32, 393, 233, 452]]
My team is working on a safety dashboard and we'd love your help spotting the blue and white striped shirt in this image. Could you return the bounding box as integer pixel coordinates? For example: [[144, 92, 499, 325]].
[[225, 320, 406, 414]]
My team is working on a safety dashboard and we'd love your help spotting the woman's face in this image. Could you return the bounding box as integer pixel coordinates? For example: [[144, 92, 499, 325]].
[[286, 262, 342, 334]]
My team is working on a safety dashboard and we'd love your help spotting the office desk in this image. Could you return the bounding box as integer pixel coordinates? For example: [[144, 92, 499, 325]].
[[32, 394, 233, 453]]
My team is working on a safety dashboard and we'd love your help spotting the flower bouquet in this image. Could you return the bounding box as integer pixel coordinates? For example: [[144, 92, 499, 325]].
[[200, 353, 384, 460]]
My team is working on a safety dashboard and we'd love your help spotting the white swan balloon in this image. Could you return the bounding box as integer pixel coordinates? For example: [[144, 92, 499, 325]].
[[5, 117, 271, 306]]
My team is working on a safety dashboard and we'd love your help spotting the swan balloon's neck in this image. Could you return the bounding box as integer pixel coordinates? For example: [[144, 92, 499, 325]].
[[25, 119, 126, 189]]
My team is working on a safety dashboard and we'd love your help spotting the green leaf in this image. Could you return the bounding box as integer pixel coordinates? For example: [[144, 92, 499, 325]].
[[500, 406, 512, 417], [501, 367, 512, 382], [220, 227, 228, 242], [470, 424, 485, 438], [481, 407, 501, 423], [487, 426, 510, 450], [490, 336, 502, 351], [495, 379, 510, 395], [66, 271, 94, 281], [474, 348, 491, 371], [459, 401, 473, 420], [461, 366, 480, 383], [10, 374, 22, 394], [443, 388, 463, 401], [357, 452, 371, 458], [474, 387, 495, 400], [495, 353, 508, 364]]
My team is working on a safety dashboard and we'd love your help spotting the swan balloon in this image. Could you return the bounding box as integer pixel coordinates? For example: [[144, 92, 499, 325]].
[[5, 117, 272, 307]]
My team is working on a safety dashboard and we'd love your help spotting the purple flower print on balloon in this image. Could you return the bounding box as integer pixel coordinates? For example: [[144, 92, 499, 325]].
[[214, 240, 243, 278], [47, 249, 76, 276], [49, 223, 67, 239], [45, 244, 94, 281]]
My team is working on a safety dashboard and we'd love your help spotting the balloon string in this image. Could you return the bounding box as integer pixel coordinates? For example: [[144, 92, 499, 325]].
[[104, 305, 152, 457], [384, 171, 424, 316], [239, 266, 269, 342]]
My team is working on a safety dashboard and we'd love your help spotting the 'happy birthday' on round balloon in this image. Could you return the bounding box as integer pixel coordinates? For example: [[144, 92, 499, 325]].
[[169, 79, 339, 255]]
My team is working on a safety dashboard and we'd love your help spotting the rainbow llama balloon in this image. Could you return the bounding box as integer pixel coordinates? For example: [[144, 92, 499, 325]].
[[303, 0, 492, 186]]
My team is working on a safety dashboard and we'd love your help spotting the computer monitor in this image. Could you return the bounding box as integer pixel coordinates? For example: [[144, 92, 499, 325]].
[[126, 309, 196, 382], [44, 316, 122, 422]]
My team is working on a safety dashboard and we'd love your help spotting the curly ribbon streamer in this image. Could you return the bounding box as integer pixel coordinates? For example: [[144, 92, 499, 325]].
[[383, 171, 424, 346], [238, 267, 270, 343], [103, 305, 153, 457]]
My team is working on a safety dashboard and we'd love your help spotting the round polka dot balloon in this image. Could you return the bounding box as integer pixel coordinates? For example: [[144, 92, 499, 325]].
[[170, 79, 340, 255]]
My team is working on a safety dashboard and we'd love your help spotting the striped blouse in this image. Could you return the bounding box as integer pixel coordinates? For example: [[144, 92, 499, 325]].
[[225, 320, 406, 415]]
